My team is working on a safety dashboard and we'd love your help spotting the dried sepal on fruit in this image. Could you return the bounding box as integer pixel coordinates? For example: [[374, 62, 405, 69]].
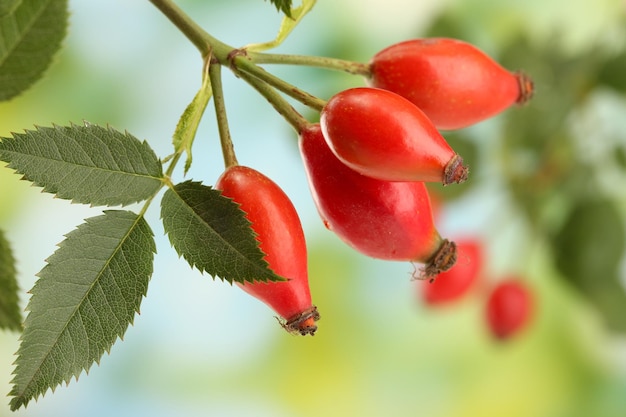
[[422, 238, 484, 304]]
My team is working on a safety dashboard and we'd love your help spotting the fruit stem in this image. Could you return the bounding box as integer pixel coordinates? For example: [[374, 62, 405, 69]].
[[247, 51, 372, 77], [232, 53, 326, 112], [164, 152, 182, 179], [235, 68, 312, 134], [209, 61, 238, 168]]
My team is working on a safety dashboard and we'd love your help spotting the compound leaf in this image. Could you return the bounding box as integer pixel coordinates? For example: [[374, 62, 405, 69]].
[[0, 123, 163, 206], [0, 228, 22, 331], [161, 180, 284, 284], [9, 210, 155, 411], [0, 0, 68, 101]]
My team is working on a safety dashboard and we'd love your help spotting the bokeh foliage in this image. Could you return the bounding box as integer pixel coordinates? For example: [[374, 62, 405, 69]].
[[426, 8, 626, 335]]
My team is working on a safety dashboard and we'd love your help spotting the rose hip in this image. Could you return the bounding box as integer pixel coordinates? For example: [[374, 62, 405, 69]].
[[369, 38, 533, 130], [485, 278, 533, 340], [299, 123, 457, 279], [216, 165, 319, 335], [320, 87, 468, 185]]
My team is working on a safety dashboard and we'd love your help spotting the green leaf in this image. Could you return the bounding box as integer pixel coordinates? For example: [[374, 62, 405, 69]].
[[0, 123, 164, 206], [597, 49, 626, 93], [581, 278, 626, 333], [246, 0, 316, 52], [552, 199, 626, 333], [0, 228, 22, 331], [161, 180, 284, 284], [553, 199, 625, 281], [0, 0, 22, 17], [8, 210, 155, 411], [268, 0, 292, 17], [615, 146, 626, 170], [172, 60, 212, 175], [0, 0, 68, 101]]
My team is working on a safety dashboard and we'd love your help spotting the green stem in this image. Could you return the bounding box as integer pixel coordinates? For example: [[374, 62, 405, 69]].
[[247, 51, 371, 77], [233, 55, 326, 111], [164, 152, 182, 178], [138, 191, 159, 218], [148, 0, 233, 61], [209, 62, 238, 168], [138, 171, 175, 219], [237, 70, 311, 134]]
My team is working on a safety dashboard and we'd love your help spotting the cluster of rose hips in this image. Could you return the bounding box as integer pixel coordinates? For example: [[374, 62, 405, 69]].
[[218, 38, 534, 336]]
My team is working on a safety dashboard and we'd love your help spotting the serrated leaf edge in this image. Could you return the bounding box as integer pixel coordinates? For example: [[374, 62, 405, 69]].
[[161, 181, 285, 284], [0, 228, 23, 332], [0, 0, 69, 101], [8, 210, 155, 411], [0, 122, 164, 207]]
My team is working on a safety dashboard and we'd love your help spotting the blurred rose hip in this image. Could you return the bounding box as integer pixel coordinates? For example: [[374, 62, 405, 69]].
[[485, 278, 533, 340]]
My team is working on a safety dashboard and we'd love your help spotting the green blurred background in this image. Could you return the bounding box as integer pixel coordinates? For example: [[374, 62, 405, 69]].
[[2, 0, 626, 416]]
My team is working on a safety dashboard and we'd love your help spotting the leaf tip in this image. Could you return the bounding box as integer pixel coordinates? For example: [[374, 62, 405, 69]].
[[268, 0, 293, 17], [9, 396, 25, 412], [7, 381, 33, 412]]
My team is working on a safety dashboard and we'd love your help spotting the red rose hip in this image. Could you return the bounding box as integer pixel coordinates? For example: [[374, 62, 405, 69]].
[[422, 238, 484, 304], [485, 278, 533, 340], [299, 124, 457, 279], [369, 38, 533, 130], [216, 165, 319, 335], [320, 87, 468, 185]]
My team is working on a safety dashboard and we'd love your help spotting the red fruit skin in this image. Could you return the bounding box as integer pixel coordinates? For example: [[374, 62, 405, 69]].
[[299, 124, 456, 277], [370, 38, 530, 130], [423, 239, 483, 304], [485, 279, 533, 340], [215, 165, 318, 334], [320, 87, 467, 185]]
